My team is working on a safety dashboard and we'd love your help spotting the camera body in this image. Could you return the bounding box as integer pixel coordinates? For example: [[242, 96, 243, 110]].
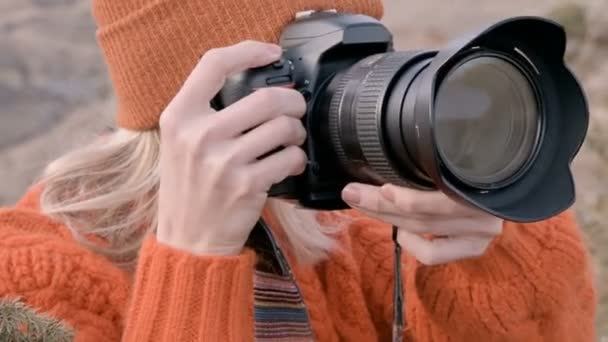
[[214, 12, 397, 210]]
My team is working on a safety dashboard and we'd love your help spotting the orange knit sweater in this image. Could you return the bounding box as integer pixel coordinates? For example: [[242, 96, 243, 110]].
[[0, 185, 597, 341]]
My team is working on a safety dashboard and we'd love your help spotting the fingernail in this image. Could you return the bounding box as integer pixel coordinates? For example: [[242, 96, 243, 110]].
[[269, 44, 283, 56], [381, 184, 395, 202], [342, 185, 361, 205]]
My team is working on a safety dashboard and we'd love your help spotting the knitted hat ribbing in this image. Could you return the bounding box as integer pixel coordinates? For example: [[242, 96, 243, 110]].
[[93, 0, 384, 130]]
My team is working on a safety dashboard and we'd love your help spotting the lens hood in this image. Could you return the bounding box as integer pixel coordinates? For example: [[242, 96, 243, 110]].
[[408, 17, 589, 222]]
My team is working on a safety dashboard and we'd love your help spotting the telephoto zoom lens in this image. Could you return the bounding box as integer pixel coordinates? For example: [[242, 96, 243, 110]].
[[321, 49, 542, 192], [317, 18, 588, 224]]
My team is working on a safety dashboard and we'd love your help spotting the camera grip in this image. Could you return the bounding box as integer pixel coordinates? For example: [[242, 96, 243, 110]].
[[213, 58, 296, 109], [213, 58, 300, 199]]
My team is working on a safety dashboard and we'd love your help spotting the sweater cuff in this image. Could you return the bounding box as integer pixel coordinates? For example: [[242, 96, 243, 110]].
[[123, 235, 256, 341]]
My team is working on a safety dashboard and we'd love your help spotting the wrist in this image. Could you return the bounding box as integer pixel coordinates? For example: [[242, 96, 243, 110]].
[[156, 231, 244, 257]]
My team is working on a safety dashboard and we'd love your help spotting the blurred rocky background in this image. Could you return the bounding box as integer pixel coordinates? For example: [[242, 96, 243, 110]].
[[1, 0, 606, 338]]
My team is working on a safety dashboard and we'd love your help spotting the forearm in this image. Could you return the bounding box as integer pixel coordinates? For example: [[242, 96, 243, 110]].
[[123, 235, 257, 342]]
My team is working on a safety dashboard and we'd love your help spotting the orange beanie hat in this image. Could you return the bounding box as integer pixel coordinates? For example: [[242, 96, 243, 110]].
[[92, 0, 384, 131]]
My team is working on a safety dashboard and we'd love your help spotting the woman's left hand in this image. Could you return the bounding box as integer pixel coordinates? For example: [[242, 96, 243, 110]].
[[341, 183, 504, 266]]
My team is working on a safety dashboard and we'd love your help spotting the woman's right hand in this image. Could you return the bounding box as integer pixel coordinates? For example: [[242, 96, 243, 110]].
[[156, 41, 308, 256]]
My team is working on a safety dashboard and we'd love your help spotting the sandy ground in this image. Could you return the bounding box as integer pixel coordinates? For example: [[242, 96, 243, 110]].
[[1, 0, 606, 338]]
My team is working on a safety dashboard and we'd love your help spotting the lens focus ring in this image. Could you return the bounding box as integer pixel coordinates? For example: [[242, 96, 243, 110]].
[[355, 53, 415, 186]]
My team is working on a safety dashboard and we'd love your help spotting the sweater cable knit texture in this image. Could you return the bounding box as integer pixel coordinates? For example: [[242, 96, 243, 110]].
[[0, 185, 597, 341]]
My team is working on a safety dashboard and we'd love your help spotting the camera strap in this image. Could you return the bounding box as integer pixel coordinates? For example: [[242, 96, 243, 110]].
[[392, 225, 405, 342]]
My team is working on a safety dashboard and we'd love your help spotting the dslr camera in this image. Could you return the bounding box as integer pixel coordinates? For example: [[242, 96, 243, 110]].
[[214, 11, 588, 223]]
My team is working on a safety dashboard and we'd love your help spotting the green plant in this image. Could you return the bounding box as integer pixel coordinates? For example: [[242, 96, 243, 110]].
[[0, 298, 74, 342]]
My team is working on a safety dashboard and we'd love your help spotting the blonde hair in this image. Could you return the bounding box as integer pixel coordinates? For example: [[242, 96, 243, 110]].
[[40, 128, 339, 269]]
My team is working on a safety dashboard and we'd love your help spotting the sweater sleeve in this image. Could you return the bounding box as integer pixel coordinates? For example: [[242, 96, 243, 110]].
[[406, 210, 597, 341], [0, 209, 131, 341], [349, 210, 597, 341], [0, 208, 257, 342], [122, 235, 256, 342]]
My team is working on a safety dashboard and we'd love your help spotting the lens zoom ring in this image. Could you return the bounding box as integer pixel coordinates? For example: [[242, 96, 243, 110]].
[[328, 72, 353, 168], [356, 53, 411, 185]]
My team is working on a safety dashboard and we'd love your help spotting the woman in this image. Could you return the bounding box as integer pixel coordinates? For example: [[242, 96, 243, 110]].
[[0, 0, 597, 341]]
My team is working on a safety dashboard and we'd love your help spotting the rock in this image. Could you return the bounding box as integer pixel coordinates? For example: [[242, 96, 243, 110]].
[[0, 0, 110, 149], [12, 9, 98, 45], [0, 42, 28, 90], [0, 41, 70, 149], [30, 0, 77, 8], [0, 85, 69, 150]]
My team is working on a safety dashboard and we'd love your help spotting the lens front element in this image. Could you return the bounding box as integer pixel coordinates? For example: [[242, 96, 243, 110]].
[[434, 54, 540, 188]]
